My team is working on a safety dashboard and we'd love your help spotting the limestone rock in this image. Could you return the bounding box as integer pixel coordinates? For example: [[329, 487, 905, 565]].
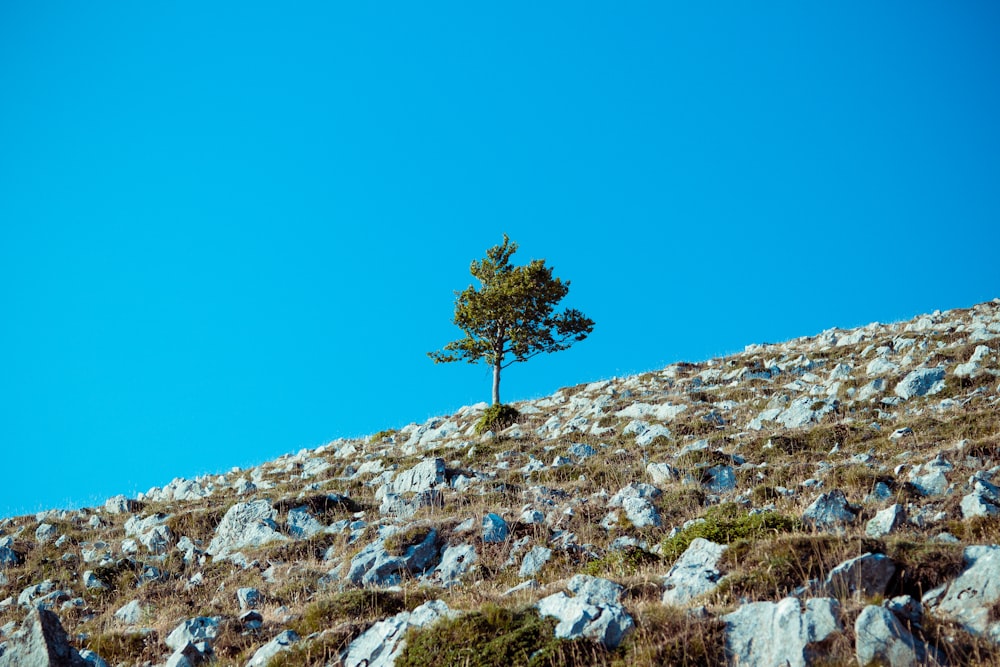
[[854, 605, 941, 666], [824, 553, 895, 598], [866, 504, 907, 538], [802, 490, 856, 531], [536, 575, 634, 649], [0, 607, 88, 667], [961, 478, 1000, 519], [426, 544, 477, 587], [894, 368, 946, 400], [933, 545, 1000, 639], [662, 538, 727, 606], [390, 458, 446, 495], [519, 546, 552, 578], [206, 500, 286, 560], [622, 497, 661, 528], [114, 600, 144, 625], [646, 462, 679, 485], [245, 630, 299, 667], [342, 599, 454, 667], [165, 616, 221, 652], [723, 597, 843, 667], [482, 513, 509, 544]]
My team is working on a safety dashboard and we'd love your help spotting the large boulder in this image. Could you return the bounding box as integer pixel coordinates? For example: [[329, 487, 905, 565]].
[[342, 600, 454, 667], [389, 458, 446, 495], [536, 575, 634, 649], [932, 545, 1000, 640], [347, 530, 439, 588], [723, 597, 843, 667], [661, 538, 727, 606], [206, 500, 286, 560], [854, 605, 942, 666], [824, 553, 896, 598], [0, 607, 88, 666], [894, 368, 946, 400]]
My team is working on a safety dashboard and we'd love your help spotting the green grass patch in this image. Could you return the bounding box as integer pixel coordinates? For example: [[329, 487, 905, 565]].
[[396, 604, 611, 667], [660, 504, 800, 564]]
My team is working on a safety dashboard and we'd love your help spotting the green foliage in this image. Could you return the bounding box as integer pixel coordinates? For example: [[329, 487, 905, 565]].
[[475, 403, 521, 435], [370, 428, 398, 442], [429, 235, 594, 404], [396, 604, 609, 667], [660, 504, 800, 563]]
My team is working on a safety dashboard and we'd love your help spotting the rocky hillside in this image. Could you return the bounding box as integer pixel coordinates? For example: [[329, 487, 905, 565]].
[[2, 300, 1000, 666]]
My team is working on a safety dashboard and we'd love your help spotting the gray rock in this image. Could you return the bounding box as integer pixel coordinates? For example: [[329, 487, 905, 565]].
[[567, 443, 597, 460], [776, 396, 833, 428], [164, 642, 206, 667], [426, 544, 477, 587], [622, 497, 661, 528], [114, 600, 144, 625], [342, 599, 455, 667], [824, 553, 895, 598], [609, 483, 662, 507], [802, 490, 856, 531], [347, 530, 439, 588], [894, 367, 946, 400], [206, 500, 286, 560], [82, 571, 109, 591], [646, 462, 680, 485], [390, 458, 446, 495], [518, 546, 552, 578], [661, 538, 727, 606], [702, 465, 736, 493], [245, 630, 299, 667], [536, 575, 634, 649], [961, 478, 1000, 518], [34, 524, 58, 545], [723, 597, 842, 667], [0, 548, 22, 570], [482, 513, 509, 543], [854, 605, 941, 667], [165, 616, 221, 652], [237, 588, 261, 610], [0, 607, 88, 667], [866, 504, 907, 538], [104, 495, 141, 514], [286, 507, 324, 539], [933, 545, 1000, 639], [138, 524, 173, 555]]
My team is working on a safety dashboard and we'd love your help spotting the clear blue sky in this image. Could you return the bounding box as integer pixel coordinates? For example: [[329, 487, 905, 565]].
[[2, 2, 998, 518]]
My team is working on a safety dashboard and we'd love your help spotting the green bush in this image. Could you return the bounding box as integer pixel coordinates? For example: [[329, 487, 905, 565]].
[[396, 604, 609, 667], [660, 504, 800, 563], [475, 404, 520, 435]]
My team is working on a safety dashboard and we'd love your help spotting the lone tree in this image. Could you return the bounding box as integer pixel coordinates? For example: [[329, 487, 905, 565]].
[[428, 235, 594, 405]]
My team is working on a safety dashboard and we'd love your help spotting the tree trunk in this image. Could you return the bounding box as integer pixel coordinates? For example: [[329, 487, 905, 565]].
[[492, 362, 501, 405]]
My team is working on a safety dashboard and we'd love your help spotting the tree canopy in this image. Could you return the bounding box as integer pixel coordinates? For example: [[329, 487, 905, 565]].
[[428, 235, 594, 405]]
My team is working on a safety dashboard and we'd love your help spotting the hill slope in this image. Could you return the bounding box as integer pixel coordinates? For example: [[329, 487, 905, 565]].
[[1, 299, 1000, 666]]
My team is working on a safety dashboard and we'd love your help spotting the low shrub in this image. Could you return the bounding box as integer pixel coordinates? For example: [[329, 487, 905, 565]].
[[396, 604, 611, 667], [475, 404, 521, 435], [660, 504, 800, 564]]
